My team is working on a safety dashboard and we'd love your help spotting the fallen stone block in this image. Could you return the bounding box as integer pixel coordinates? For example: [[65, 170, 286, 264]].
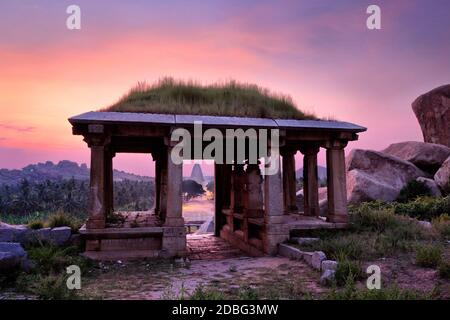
[[278, 243, 304, 260], [302, 251, 313, 265], [292, 237, 320, 245], [320, 269, 336, 285], [311, 251, 327, 270], [321, 260, 338, 272]]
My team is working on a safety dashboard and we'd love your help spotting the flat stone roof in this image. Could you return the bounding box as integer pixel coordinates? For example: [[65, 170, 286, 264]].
[[69, 111, 366, 132]]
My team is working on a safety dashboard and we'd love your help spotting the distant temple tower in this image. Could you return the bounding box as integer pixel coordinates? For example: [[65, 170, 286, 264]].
[[190, 163, 205, 185]]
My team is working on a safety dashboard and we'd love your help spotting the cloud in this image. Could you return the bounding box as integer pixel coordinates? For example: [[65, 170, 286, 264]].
[[0, 123, 35, 132]]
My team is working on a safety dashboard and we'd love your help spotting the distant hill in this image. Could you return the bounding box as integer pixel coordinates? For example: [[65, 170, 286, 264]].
[[296, 165, 327, 181], [0, 160, 151, 185]]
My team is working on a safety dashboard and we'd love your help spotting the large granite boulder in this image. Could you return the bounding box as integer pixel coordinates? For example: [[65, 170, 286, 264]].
[[412, 84, 450, 147], [434, 156, 450, 194], [0, 242, 29, 271], [416, 177, 442, 197], [346, 149, 426, 203], [296, 187, 328, 216], [382, 141, 450, 174]]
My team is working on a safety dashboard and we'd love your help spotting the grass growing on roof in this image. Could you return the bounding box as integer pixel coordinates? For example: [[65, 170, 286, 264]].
[[103, 77, 316, 119]]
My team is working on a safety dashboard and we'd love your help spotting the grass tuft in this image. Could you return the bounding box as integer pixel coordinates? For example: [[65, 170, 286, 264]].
[[415, 244, 442, 268], [103, 77, 316, 120], [46, 211, 81, 232]]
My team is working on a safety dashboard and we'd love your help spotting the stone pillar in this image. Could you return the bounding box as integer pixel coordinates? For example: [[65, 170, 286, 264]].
[[245, 162, 264, 218], [325, 140, 348, 223], [162, 144, 186, 257], [159, 152, 168, 222], [282, 150, 297, 213], [300, 145, 320, 216], [263, 152, 289, 255], [104, 150, 114, 216], [85, 129, 110, 229], [154, 154, 161, 216], [230, 164, 245, 213]]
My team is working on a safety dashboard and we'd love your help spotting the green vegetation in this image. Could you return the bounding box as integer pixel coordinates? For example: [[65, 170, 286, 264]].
[[348, 196, 449, 221], [438, 261, 450, 279], [333, 259, 364, 286], [392, 196, 449, 220], [103, 78, 316, 120], [28, 219, 45, 230], [415, 244, 442, 268], [46, 211, 82, 232], [326, 278, 431, 300], [297, 205, 432, 263], [431, 214, 450, 240], [4, 243, 90, 300], [0, 179, 155, 221], [396, 180, 432, 202]]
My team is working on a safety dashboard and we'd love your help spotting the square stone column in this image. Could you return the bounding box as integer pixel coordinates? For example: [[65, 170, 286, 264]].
[[214, 163, 232, 236], [325, 140, 348, 223], [300, 144, 320, 216], [158, 152, 168, 222], [85, 129, 111, 229], [162, 144, 186, 257], [153, 153, 161, 216], [263, 152, 289, 255], [104, 150, 114, 216], [281, 150, 298, 213]]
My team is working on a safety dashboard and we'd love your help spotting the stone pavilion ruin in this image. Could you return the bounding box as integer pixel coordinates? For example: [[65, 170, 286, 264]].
[[69, 111, 365, 260]]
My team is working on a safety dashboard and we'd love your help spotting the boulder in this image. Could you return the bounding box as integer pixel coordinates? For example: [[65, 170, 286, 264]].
[[0, 242, 28, 271], [412, 84, 450, 147], [434, 156, 450, 193], [0, 223, 27, 243], [297, 187, 327, 213], [49, 227, 72, 246], [346, 149, 426, 203], [382, 141, 450, 174], [416, 177, 442, 197]]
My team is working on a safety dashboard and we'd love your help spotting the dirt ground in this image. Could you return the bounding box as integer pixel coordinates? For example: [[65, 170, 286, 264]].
[[80, 255, 324, 300]]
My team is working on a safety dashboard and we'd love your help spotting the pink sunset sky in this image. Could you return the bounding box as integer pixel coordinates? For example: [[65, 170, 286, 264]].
[[0, 0, 449, 176]]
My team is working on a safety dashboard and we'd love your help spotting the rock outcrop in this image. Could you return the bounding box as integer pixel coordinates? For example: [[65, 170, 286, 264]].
[[412, 84, 450, 147], [0, 222, 72, 246], [434, 156, 450, 194], [346, 149, 426, 203], [0, 242, 29, 271], [416, 177, 442, 197], [382, 141, 450, 174]]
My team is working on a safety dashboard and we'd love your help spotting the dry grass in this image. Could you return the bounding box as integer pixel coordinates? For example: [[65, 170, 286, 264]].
[[102, 77, 316, 120]]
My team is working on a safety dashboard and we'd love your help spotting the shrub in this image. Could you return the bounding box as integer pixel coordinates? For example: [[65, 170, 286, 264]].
[[334, 259, 364, 286], [17, 274, 76, 300], [28, 219, 44, 230], [27, 245, 87, 274], [431, 214, 450, 240], [46, 211, 81, 232], [298, 233, 372, 261], [393, 196, 450, 220], [351, 207, 399, 233], [396, 180, 432, 203], [326, 279, 430, 300], [415, 244, 442, 268], [438, 261, 450, 279], [190, 285, 226, 300]]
